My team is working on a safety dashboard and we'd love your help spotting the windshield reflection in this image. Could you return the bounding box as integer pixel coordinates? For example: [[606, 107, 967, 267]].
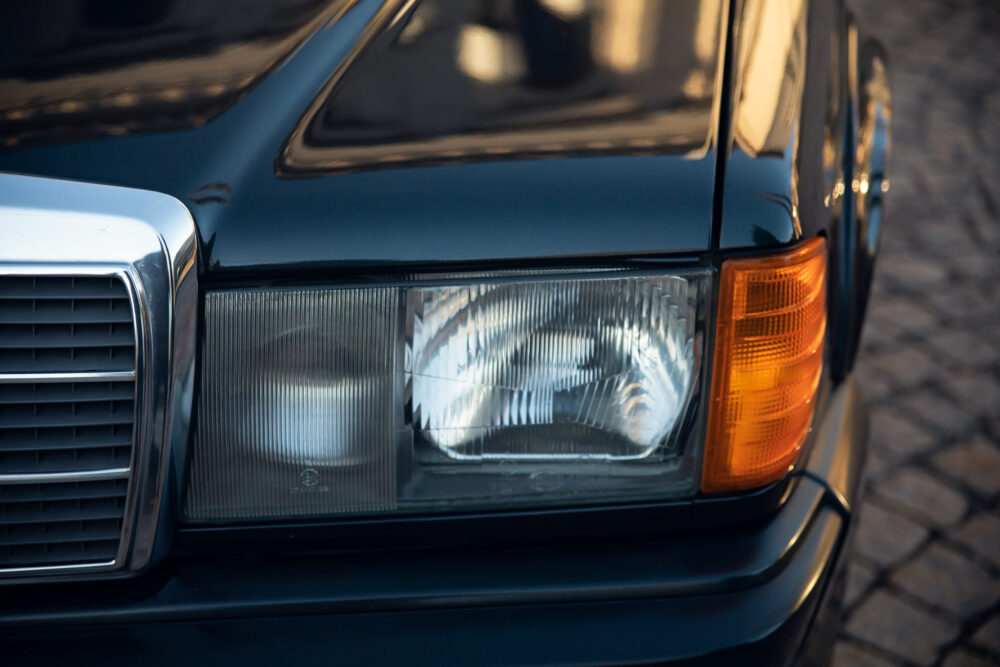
[[278, 0, 725, 175]]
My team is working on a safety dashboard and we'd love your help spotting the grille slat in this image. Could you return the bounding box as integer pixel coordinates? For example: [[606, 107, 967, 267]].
[[0, 540, 120, 568], [0, 400, 134, 429], [0, 300, 134, 325], [0, 277, 128, 300], [0, 449, 132, 475], [0, 496, 127, 525], [0, 478, 129, 503], [0, 520, 123, 547], [0, 324, 135, 349], [0, 348, 135, 373], [0, 424, 133, 452], [0, 274, 136, 570], [0, 382, 134, 405]]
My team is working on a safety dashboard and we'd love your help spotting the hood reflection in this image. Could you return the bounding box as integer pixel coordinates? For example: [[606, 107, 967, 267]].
[[731, 0, 807, 158], [0, 0, 353, 150], [278, 0, 725, 175]]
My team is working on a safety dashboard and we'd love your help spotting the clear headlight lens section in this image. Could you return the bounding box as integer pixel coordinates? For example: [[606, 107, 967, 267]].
[[407, 279, 697, 461], [185, 272, 709, 522]]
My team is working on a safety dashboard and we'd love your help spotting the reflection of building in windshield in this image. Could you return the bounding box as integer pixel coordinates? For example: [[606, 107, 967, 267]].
[[0, 0, 344, 150], [731, 0, 807, 158], [280, 0, 725, 175]]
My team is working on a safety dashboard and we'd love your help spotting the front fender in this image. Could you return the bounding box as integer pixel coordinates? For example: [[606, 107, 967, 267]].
[[837, 17, 891, 377]]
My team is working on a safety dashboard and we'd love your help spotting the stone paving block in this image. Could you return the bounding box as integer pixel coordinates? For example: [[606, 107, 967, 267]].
[[854, 503, 929, 567], [891, 542, 1000, 616], [968, 199, 1000, 246], [858, 369, 893, 404], [912, 217, 975, 252], [920, 237, 981, 265], [845, 558, 880, 608], [941, 649, 997, 667], [925, 286, 996, 323], [844, 590, 960, 665], [872, 346, 942, 390], [873, 467, 968, 527], [863, 449, 893, 483], [971, 614, 1000, 655], [868, 298, 936, 337], [870, 272, 894, 298], [869, 409, 937, 463], [832, 641, 900, 667], [949, 252, 998, 282], [933, 437, 1000, 497], [878, 252, 950, 289], [860, 328, 903, 358], [876, 294, 937, 325], [897, 388, 977, 437], [926, 329, 999, 369], [951, 513, 1000, 570], [984, 324, 1000, 354], [943, 375, 1000, 416]]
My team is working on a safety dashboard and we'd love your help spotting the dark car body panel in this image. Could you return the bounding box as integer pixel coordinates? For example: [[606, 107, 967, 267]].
[[0, 0, 873, 365], [718, 0, 841, 250], [1, 514, 841, 666], [1, 379, 866, 665], [0, 0, 731, 272]]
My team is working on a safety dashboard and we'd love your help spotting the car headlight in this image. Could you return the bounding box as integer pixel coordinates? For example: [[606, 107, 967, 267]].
[[185, 271, 710, 521]]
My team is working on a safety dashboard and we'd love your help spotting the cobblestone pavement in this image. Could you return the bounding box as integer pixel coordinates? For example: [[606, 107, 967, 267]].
[[833, 1, 1000, 665]]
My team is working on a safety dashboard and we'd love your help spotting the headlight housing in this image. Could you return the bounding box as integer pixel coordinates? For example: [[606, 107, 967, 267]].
[[185, 271, 710, 522]]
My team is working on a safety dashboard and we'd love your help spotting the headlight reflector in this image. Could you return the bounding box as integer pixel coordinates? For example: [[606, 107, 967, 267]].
[[407, 278, 697, 461]]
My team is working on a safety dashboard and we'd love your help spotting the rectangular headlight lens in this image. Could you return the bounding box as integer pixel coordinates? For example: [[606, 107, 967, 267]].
[[185, 272, 709, 522]]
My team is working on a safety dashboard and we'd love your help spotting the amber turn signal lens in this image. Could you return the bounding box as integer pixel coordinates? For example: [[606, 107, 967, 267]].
[[702, 238, 827, 493]]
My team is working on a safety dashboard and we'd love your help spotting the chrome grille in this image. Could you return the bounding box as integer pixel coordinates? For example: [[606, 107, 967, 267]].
[[0, 172, 198, 581], [0, 274, 136, 571]]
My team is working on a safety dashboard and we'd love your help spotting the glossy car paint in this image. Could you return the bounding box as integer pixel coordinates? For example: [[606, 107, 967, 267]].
[[0, 0, 877, 355], [0, 0, 886, 663], [0, 378, 867, 665], [0, 0, 731, 272]]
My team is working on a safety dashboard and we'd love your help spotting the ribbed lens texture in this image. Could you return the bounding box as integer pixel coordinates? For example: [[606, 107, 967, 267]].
[[186, 289, 398, 521], [185, 274, 707, 522], [702, 238, 827, 493], [406, 277, 696, 461]]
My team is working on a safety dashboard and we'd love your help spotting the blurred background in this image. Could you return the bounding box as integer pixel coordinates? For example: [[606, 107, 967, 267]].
[[835, 1, 1000, 665]]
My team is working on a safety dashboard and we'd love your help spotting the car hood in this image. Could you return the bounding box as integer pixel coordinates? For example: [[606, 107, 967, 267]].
[[0, 0, 727, 276]]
